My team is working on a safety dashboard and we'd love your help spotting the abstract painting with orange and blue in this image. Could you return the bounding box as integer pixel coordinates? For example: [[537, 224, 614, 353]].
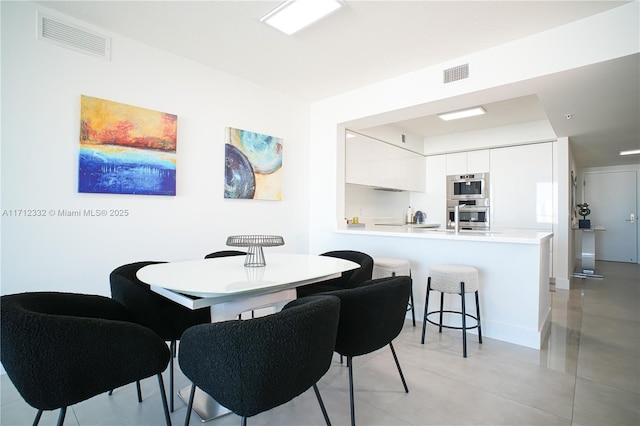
[[79, 95, 177, 195]]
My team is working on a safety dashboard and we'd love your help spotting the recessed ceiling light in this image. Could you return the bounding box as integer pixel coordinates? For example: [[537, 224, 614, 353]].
[[261, 0, 342, 35], [438, 106, 486, 121], [619, 149, 640, 156]]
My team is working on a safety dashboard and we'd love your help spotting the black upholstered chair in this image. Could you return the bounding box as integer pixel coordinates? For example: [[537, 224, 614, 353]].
[[179, 295, 341, 426], [204, 250, 253, 318], [0, 292, 172, 426], [110, 261, 211, 411], [296, 250, 374, 297], [322, 276, 411, 426], [204, 250, 246, 259]]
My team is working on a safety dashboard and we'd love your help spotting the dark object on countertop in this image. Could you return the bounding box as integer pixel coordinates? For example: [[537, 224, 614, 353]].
[[413, 211, 425, 224]]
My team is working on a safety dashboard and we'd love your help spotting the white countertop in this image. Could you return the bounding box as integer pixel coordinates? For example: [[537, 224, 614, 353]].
[[337, 225, 553, 244]]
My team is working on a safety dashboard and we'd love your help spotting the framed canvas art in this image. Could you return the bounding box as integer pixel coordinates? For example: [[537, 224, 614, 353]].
[[78, 95, 177, 195], [224, 127, 282, 200]]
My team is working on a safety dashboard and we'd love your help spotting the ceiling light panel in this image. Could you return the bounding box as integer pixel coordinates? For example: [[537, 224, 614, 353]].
[[261, 0, 342, 35], [438, 106, 486, 121], [619, 149, 640, 156]]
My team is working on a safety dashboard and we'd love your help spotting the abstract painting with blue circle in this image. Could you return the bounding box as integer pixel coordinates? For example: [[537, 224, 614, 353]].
[[224, 127, 282, 200]]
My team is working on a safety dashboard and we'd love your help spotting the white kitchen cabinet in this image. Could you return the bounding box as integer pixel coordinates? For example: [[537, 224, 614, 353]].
[[467, 150, 490, 173], [490, 143, 553, 230], [346, 135, 425, 192], [446, 150, 489, 175], [406, 152, 426, 192], [424, 154, 447, 225], [345, 136, 373, 185]]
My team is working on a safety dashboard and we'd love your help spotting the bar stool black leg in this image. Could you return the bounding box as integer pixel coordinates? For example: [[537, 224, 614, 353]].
[[475, 290, 483, 344], [421, 278, 431, 344], [438, 292, 444, 333], [460, 281, 467, 358], [409, 282, 416, 327]]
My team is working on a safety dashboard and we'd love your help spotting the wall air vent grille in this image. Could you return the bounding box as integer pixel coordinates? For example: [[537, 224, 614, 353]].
[[37, 12, 111, 60], [443, 64, 469, 84]]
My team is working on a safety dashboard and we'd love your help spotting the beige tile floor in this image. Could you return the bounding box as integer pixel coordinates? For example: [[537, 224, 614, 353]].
[[1, 261, 638, 425]]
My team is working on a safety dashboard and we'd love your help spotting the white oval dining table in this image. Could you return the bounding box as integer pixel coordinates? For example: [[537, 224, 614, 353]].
[[136, 253, 359, 422]]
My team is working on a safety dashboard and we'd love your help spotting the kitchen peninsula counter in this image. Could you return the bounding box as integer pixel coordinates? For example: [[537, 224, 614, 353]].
[[338, 226, 552, 245], [333, 226, 553, 349]]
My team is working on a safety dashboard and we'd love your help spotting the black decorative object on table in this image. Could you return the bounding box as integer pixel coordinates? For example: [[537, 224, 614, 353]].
[[226, 235, 285, 267], [577, 203, 591, 229]]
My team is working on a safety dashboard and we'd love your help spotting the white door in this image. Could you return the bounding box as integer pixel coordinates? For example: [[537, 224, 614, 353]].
[[584, 171, 637, 262]]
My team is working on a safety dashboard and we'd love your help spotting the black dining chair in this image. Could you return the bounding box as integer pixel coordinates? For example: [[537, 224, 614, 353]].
[[110, 261, 211, 412], [321, 276, 411, 426], [204, 250, 254, 318], [179, 295, 341, 426], [0, 292, 172, 426], [296, 250, 374, 297], [204, 250, 247, 259]]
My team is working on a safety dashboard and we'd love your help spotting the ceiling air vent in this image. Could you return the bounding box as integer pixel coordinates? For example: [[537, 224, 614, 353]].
[[37, 12, 111, 60], [443, 63, 469, 84]]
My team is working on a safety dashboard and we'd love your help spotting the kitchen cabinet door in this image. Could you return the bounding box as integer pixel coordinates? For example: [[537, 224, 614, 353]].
[[407, 151, 426, 192], [446, 152, 467, 175], [490, 143, 553, 230], [346, 134, 425, 191], [369, 140, 389, 188], [345, 137, 373, 186], [467, 150, 490, 173], [384, 143, 407, 189], [424, 155, 447, 225], [446, 150, 490, 175]]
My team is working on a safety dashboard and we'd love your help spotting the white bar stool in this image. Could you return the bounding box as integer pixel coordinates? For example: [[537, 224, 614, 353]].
[[372, 257, 415, 326], [420, 264, 482, 357]]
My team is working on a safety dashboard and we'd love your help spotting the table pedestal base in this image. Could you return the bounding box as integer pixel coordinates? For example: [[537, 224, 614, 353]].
[[572, 228, 604, 279], [178, 385, 232, 422], [572, 267, 603, 279]]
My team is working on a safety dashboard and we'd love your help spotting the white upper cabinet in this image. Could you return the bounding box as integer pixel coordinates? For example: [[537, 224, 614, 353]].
[[490, 142, 553, 230], [446, 152, 467, 175], [345, 136, 373, 185], [467, 150, 490, 173], [446, 150, 490, 175], [345, 135, 425, 192], [424, 154, 447, 225]]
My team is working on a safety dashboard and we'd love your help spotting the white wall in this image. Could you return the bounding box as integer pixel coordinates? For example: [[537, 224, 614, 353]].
[[1, 2, 312, 297]]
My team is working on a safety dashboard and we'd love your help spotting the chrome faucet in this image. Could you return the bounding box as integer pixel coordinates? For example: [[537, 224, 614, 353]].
[[454, 204, 467, 233]]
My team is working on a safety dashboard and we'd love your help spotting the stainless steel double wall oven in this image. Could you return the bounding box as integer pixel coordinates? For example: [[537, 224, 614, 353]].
[[446, 173, 490, 230]]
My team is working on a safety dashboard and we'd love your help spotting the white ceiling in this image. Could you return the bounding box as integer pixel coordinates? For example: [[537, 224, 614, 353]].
[[36, 0, 639, 168]]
